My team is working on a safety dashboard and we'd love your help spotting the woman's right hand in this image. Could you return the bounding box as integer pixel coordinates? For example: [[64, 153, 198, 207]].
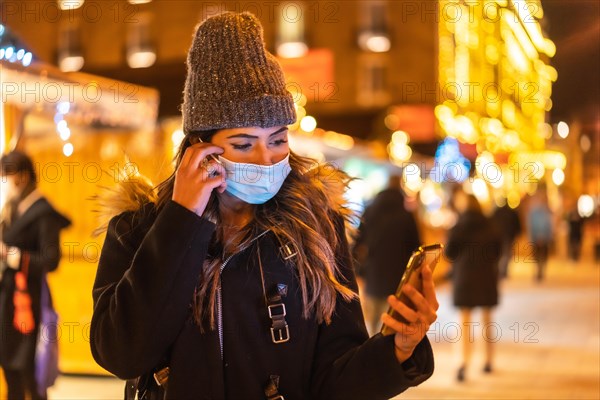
[[172, 143, 227, 216]]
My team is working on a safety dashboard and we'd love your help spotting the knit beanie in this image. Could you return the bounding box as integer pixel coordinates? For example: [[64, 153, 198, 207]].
[[182, 12, 297, 132]]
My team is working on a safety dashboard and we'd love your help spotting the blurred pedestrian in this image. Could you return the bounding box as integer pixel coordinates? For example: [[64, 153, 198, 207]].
[[566, 207, 584, 262], [90, 12, 437, 400], [445, 190, 501, 382], [527, 192, 553, 282], [491, 202, 522, 278], [352, 174, 421, 336], [0, 151, 71, 400]]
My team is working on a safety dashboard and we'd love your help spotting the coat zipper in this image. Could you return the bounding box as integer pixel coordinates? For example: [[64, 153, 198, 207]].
[[216, 230, 269, 360], [217, 254, 234, 360]]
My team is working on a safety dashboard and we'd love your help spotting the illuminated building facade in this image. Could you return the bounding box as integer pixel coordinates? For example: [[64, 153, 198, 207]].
[[435, 0, 559, 208]]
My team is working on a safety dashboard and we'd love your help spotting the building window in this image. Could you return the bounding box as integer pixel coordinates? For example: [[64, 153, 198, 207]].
[[57, 20, 83, 72], [357, 55, 390, 106], [357, 0, 390, 53]]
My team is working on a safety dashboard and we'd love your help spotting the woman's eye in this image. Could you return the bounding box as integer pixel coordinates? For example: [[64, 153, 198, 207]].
[[232, 143, 252, 150], [271, 139, 288, 146]]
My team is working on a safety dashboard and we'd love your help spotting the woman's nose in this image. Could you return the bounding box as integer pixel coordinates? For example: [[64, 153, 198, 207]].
[[255, 145, 274, 165]]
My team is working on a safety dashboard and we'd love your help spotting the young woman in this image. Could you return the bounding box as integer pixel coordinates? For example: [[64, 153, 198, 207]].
[[0, 151, 71, 400], [445, 190, 502, 382], [90, 12, 438, 400]]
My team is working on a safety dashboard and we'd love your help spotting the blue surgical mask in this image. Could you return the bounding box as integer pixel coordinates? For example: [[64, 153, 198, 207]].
[[218, 154, 291, 204]]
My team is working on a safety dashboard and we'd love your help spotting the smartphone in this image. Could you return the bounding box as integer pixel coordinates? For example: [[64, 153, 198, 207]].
[[380, 243, 443, 336]]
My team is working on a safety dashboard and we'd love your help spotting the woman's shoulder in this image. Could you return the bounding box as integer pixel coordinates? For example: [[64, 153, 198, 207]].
[[303, 162, 355, 215], [108, 202, 158, 240], [19, 196, 71, 229], [92, 173, 158, 237]]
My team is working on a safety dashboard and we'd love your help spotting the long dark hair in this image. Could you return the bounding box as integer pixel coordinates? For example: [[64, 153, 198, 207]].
[[1, 151, 37, 226], [156, 131, 357, 330]]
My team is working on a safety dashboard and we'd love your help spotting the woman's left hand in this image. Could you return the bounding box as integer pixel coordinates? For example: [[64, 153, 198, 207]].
[[381, 265, 439, 363]]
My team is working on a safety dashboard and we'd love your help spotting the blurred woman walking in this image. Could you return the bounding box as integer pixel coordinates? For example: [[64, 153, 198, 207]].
[[445, 190, 502, 382]]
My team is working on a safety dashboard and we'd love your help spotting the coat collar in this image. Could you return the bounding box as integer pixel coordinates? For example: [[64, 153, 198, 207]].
[[17, 189, 42, 216]]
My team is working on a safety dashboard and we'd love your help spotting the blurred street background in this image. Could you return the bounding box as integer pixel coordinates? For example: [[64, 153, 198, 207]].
[[1, 0, 599, 399]]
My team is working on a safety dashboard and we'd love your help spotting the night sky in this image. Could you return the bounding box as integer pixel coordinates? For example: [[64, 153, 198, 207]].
[[543, 0, 600, 123]]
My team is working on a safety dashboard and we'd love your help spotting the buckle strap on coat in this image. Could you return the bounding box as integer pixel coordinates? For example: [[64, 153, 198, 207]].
[[264, 375, 285, 400], [257, 245, 290, 344], [267, 293, 290, 344]]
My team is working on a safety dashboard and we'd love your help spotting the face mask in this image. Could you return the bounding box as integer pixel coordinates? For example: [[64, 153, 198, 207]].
[[218, 154, 291, 204]]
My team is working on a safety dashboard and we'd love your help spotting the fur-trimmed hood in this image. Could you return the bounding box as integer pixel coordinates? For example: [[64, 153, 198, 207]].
[[92, 163, 354, 238], [91, 167, 157, 237]]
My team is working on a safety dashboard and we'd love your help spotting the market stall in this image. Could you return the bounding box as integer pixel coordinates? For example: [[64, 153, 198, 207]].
[[1, 57, 160, 375]]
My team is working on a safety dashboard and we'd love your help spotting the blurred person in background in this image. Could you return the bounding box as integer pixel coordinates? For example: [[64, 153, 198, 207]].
[[0, 151, 71, 400], [445, 190, 502, 382], [491, 202, 522, 278], [527, 191, 554, 282], [352, 174, 421, 336], [566, 206, 584, 263], [90, 12, 438, 400]]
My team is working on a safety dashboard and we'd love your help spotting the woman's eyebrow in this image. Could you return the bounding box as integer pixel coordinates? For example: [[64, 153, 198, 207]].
[[268, 127, 288, 137], [226, 133, 257, 139], [227, 127, 288, 139]]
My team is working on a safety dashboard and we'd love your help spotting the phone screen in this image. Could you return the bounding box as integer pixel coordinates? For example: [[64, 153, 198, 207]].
[[380, 243, 443, 336]]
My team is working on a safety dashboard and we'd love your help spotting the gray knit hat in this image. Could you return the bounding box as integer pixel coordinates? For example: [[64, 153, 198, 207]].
[[182, 12, 297, 132]]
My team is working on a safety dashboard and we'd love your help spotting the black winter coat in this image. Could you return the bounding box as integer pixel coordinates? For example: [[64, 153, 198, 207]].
[[0, 197, 71, 370], [90, 201, 434, 400], [445, 210, 502, 308], [353, 189, 421, 298], [491, 205, 522, 245]]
